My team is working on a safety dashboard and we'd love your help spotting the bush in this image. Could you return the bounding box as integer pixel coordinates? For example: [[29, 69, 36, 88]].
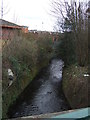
[[2, 32, 53, 92], [2, 32, 53, 118], [55, 32, 76, 66]]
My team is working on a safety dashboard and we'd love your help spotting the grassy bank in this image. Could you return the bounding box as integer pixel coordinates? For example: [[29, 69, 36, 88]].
[[2, 32, 53, 118], [62, 64, 89, 109], [55, 31, 89, 109]]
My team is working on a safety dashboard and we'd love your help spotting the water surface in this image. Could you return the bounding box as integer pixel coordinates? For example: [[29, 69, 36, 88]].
[[8, 59, 70, 118]]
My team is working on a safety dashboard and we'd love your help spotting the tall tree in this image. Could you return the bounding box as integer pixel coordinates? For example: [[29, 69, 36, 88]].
[[51, 0, 89, 66]]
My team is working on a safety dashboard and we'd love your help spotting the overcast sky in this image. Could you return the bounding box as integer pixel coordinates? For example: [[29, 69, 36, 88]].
[[0, 0, 56, 31], [0, 0, 88, 31]]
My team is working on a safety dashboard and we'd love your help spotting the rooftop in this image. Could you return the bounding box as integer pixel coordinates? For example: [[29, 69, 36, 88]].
[[0, 19, 20, 27]]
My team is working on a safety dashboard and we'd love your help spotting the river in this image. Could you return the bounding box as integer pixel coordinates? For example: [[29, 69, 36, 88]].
[[8, 59, 71, 118]]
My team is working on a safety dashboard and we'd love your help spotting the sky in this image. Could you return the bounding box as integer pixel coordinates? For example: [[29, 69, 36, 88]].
[[0, 0, 56, 31], [0, 0, 88, 31]]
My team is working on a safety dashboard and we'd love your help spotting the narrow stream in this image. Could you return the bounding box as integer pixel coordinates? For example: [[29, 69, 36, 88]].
[[8, 59, 71, 118]]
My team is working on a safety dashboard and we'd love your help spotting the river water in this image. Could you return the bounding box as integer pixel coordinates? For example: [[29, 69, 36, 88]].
[[8, 59, 70, 118]]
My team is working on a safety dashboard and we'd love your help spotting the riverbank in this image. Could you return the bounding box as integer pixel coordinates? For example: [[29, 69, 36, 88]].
[[7, 59, 70, 118], [62, 64, 89, 109], [2, 32, 53, 118]]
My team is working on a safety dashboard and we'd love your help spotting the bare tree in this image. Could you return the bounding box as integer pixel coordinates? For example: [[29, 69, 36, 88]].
[[51, 0, 89, 66]]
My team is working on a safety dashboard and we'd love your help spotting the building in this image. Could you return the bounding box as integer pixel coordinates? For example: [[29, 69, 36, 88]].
[[0, 19, 28, 40], [0, 19, 21, 40], [22, 26, 29, 33]]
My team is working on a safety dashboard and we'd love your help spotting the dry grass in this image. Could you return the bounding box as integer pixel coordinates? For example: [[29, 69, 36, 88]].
[[2, 32, 53, 93], [2, 32, 53, 118], [62, 64, 89, 109]]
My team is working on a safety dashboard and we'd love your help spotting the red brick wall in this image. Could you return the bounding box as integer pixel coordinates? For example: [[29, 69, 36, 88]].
[[1, 27, 20, 40], [22, 27, 28, 33]]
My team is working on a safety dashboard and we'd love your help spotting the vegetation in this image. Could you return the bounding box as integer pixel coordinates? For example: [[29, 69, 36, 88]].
[[51, 0, 89, 109], [2, 32, 53, 118], [2, 0, 89, 118], [51, 0, 89, 66], [62, 65, 88, 108], [55, 32, 76, 66]]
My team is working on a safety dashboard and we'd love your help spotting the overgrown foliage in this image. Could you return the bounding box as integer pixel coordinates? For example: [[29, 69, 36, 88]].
[[2, 32, 53, 93], [56, 32, 76, 66], [2, 32, 53, 118], [62, 64, 88, 108], [51, 0, 89, 66]]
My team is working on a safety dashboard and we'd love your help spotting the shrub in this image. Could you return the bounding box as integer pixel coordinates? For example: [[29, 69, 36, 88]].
[[2, 32, 53, 92], [55, 32, 76, 66]]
